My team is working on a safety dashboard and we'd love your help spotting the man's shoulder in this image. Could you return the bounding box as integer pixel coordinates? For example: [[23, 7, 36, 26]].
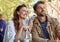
[[0, 20, 6, 22], [0, 20, 6, 25], [50, 17, 58, 22], [33, 17, 39, 23], [47, 15, 58, 22], [48, 16, 59, 26]]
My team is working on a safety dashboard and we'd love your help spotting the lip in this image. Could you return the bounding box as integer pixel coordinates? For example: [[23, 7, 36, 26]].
[[23, 14, 27, 16]]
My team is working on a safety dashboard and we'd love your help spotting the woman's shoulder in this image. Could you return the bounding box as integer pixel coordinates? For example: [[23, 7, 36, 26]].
[[7, 20, 16, 32], [7, 20, 15, 27], [8, 20, 13, 23], [8, 20, 14, 24]]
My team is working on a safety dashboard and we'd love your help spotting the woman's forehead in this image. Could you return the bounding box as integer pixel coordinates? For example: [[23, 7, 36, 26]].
[[20, 7, 28, 11]]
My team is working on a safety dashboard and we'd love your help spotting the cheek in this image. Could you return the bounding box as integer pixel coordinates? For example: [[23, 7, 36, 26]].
[[38, 9, 42, 12], [22, 12, 27, 16], [20, 14, 27, 18], [36, 9, 42, 13], [21, 11, 25, 14], [19, 11, 28, 18]]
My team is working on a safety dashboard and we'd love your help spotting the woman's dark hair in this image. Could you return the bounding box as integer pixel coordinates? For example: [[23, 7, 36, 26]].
[[0, 14, 2, 16], [13, 4, 27, 30], [33, 1, 45, 11]]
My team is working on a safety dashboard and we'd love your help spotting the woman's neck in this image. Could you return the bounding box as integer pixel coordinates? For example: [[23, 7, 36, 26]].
[[18, 17, 24, 28], [19, 17, 24, 23]]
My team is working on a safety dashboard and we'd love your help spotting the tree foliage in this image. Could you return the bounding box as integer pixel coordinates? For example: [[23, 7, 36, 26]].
[[0, 0, 33, 21]]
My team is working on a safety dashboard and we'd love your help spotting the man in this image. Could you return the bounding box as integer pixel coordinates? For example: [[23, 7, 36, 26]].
[[32, 1, 60, 42], [0, 14, 6, 42]]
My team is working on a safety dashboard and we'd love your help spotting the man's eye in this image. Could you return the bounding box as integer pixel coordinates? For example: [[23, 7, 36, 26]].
[[37, 7, 42, 9]]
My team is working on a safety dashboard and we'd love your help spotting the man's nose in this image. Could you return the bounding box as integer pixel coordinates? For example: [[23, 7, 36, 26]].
[[41, 9, 44, 12]]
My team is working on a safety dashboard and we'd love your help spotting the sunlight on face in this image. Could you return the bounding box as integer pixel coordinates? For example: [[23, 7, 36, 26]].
[[36, 4, 46, 16], [18, 7, 28, 19]]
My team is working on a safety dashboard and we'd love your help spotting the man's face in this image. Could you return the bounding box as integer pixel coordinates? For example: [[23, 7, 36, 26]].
[[35, 4, 46, 17]]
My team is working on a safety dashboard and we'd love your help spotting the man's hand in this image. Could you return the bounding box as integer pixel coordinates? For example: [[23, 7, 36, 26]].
[[56, 39, 60, 42], [0, 28, 3, 32], [48, 40, 60, 42], [48, 40, 56, 42]]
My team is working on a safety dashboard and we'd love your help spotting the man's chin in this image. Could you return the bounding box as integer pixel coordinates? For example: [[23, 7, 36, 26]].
[[37, 14, 45, 17]]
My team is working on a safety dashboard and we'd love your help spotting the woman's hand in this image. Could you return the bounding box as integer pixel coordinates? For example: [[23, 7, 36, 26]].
[[23, 25, 30, 31], [14, 26, 24, 42], [28, 19, 33, 31]]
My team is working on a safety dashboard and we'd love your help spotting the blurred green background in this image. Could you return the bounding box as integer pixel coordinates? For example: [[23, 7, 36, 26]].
[[0, 0, 34, 21], [0, 0, 60, 21]]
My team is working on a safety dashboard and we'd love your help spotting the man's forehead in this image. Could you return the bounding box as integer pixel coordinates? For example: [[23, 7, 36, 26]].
[[37, 4, 45, 7], [36, 4, 46, 9]]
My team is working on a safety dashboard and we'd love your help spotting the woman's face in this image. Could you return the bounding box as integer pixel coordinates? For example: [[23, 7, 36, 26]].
[[17, 7, 28, 19]]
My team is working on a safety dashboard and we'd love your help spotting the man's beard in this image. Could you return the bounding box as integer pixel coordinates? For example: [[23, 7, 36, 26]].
[[37, 13, 45, 17]]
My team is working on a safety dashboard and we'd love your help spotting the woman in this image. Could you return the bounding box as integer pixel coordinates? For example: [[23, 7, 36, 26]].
[[3, 4, 33, 42]]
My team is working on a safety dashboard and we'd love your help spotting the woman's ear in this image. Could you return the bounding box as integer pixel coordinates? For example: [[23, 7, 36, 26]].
[[17, 11, 19, 15]]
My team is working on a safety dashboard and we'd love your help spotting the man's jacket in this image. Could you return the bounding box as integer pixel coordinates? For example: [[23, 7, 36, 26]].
[[32, 15, 60, 42]]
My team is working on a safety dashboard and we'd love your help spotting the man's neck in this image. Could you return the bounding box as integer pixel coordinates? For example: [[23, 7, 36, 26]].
[[38, 16, 46, 22]]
